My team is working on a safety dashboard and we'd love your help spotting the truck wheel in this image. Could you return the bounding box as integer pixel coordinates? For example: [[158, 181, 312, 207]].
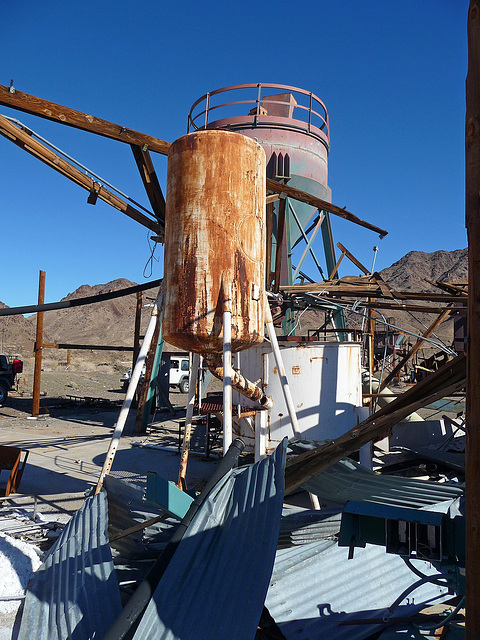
[[179, 378, 189, 394], [0, 381, 8, 407]]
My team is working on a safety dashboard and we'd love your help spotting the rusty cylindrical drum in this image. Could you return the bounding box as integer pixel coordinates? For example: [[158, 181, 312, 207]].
[[163, 130, 266, 355]]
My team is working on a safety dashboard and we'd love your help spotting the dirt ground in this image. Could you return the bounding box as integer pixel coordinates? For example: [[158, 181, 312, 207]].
[[0, 357, 222, 518]]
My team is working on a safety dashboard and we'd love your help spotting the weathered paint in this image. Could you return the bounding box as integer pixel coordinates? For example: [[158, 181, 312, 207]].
[[232, 340, 363, 449], [163, 130, 266, 354]]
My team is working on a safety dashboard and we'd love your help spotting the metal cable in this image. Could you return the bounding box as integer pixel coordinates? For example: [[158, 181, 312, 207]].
[[2, 113, 153, 215], [301, 293, 457, 357]]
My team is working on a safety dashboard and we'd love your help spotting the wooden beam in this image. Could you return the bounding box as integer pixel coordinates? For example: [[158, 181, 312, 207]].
[[328, 251, 345, 280], [266, 177, 388, 237], [130, 144, 166, 225], [359, 301, 452, 314], [466, 1, 480, 635], [273, 197, 287, 293], [0, 84, 171, 154], [134, 317, 160, 433], [265, 201, 274, 288], [379, 307, 453, 391], [0, 115, 162, 234], [281, 281, 467, 302], [336, 242, 370, 275], [133, 292, 143, 370]]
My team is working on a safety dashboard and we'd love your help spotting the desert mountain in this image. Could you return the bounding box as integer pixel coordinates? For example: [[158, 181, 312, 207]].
[[0, 248, 469, 359], [379, 248, 468, 293]]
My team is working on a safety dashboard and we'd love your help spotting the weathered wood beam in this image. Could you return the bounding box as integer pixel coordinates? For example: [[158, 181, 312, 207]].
[[281, 281, 467, 302], [266, 177, 388, 237], [359, 301, 452, 314], [284, 354, 466, 494], [0, 114, 162, 234], [336, 242, 370, 275], [466, 1, 480, 635], [131, 144, 166, 225], [273, 197, 287, 293], [0, 84, 171, 154]]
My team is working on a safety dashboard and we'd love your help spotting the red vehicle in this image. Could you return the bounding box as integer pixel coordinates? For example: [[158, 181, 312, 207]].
[[0, 355, 23, 406]]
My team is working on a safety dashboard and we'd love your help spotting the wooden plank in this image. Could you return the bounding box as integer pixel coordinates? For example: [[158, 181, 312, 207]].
[[336, 242, 370, 275], [134, 317, 160, 434], [265, 201, 274, 288], [273, 197, 287, 293], [0, 84, 171, 154], [328, 251, 345, 280], [372, 272, 394, 299], [266, 177, 388, 237], [0, 115, 162, 234], [133, 292, 143, 370], [466, 2, 480, 634], [130, 144, 166, 225], [281, 282, 467, 301]]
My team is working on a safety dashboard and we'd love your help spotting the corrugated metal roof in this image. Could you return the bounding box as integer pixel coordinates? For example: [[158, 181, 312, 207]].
[[302, 459, 463, 508], [18, 489, 122, 640], [105, 475, 179, 562], [278, 507, 341, 548], [265, 539, 449, 640], [131, 439, 287, 640]]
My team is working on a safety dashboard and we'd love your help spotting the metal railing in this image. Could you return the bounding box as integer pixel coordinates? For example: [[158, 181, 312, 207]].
[[187, 83, 329, 144]]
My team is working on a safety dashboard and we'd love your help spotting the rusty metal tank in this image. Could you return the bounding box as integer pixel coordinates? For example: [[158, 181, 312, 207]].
[[163, 129, 266, 355]]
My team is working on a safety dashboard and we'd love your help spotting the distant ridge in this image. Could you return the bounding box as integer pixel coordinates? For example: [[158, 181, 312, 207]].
[[0, 248, 469, 358]]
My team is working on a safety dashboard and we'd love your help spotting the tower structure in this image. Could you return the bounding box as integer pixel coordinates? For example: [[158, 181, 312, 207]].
[[187, 83, 344, 334]]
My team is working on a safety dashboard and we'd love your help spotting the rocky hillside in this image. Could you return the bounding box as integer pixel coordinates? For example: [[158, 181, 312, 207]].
[[379, 248, 468, 292], [0, 248, 468, 360], [39, 279, 158, 347]]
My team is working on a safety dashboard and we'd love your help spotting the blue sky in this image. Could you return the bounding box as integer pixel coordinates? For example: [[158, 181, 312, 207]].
[[0, 0, 468, 308]]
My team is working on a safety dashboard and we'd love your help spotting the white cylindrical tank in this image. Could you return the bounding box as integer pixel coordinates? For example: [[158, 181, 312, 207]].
[[232, 341, 364, 452]]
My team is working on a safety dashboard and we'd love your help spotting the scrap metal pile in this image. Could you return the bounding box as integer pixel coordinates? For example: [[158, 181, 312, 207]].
[[0, 81, 468, 638]]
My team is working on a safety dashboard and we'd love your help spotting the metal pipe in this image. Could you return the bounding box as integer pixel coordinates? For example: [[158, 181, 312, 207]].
[[205, 355, 273, 409], [264, 297, 301, 438], [94, 287, 162, 494], [223, 310, 233, 455]]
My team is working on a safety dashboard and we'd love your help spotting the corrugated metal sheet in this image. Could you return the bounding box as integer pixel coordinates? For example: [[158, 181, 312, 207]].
[[303, 459, 463, 508], [278, 507, 342, 548], [131, 439, 287, 640], [18, 489, 122, 640], [105, 475, 179, 562], [265, 539, 449, 640]]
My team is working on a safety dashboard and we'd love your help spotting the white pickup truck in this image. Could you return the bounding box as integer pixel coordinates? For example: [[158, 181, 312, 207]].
[[121, 355, 190, 394]]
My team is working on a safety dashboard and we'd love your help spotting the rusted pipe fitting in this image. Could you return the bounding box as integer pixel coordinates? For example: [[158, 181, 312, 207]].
[[204, 355, 273, 409]]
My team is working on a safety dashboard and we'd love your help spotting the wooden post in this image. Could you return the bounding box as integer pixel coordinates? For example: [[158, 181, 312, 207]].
[[466, 2, 480, 636], [32, 270, 45, 417], [368, 301, 375, 411], [133, 291, 142, 370], [134, 317, 160, 433]]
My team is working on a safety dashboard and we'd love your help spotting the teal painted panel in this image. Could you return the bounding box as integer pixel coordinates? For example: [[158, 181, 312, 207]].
[[146, 472, 193, 519]]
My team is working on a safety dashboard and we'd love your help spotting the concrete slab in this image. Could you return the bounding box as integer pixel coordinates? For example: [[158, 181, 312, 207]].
[[0, 404, 220, 517]]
